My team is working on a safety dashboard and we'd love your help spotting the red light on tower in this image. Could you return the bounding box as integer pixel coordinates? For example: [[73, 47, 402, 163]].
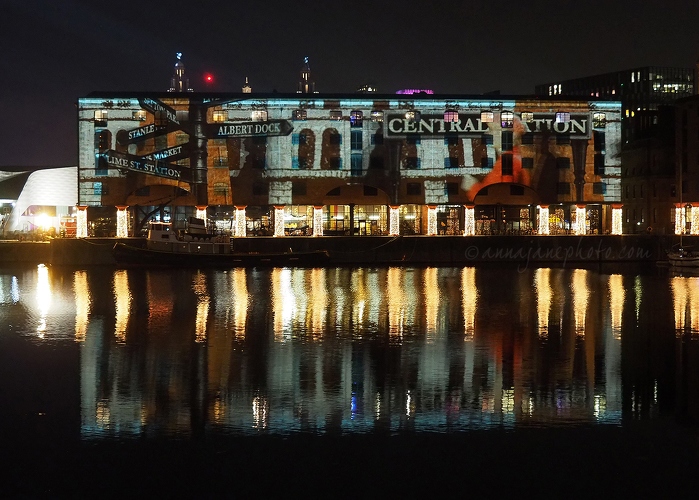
[[204, 73, 214, 85]]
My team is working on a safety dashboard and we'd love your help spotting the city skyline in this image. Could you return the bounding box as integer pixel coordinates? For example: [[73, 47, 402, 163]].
[[3, 0, 699, 166]]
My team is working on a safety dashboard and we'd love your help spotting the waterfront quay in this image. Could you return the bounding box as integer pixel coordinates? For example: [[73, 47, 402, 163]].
[[0, 234, 688, 267]]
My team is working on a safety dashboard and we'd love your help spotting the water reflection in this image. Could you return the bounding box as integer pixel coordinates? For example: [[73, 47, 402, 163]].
[[2, 265, 699, 439]]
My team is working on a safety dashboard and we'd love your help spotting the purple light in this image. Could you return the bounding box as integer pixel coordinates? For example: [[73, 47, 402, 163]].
[[396, 89, 434, 95]]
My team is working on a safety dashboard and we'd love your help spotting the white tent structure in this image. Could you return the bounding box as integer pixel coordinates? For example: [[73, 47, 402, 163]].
[[0, 167, 77, 236]]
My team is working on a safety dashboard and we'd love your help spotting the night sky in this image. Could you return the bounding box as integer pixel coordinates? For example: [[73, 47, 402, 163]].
[[2, 0, 699, 167]]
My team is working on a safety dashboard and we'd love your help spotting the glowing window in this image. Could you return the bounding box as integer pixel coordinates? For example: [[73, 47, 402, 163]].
[[371, 111, 384, 122], [405, 111, 420, 122], [480, 111, 494, 123], [132, 110, 147, 121], [555, 112, 570, 123], [212, 110, 227, 123], [330, 110, 342, 121], [501, 111, 514, 128], [350, 110, 363, 127], [251, 110, 268, 122], [521, 112, 534, 122], [94, 110, 108, 123], [293, 109, 307, 120], [444, 110, 459, 123], [593, 112, 606, 128]]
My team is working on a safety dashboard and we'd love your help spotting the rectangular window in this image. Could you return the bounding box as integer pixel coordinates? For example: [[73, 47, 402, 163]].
[[94, 110, 108, 125], [371, 133, 384, 145], [501, 111, 514, 128], [594, 131, 606, 152], [212, 110, 227, 123], [556, 134, 570, 145], [93, 182, 103, 195], [555, 112, 570, 123], [521, 112, 534, 122], [444, 110, 459, 123], [481, 134, 493, 145], [501, 131, 513, 151], [444, 157, 459, 168], [480, 111, 494, 123], [594, 154, 605, 175], [481, 157, 494, 168], [251, 110, 267, 122], [522, 157, 534, 169], [407, 182, 421, 195], [501, 153, 513, 175], [404, 157, 420, 169], [593, 182, 607, 195], [95, 155, 108, 176], [593, 112, 606, 128], [133, 110, 147, 121], [351, 130, 363, 150], [557, 182, 571, 195], [556, 157, 571, 169], [350, 110, 363, 127], [445, 182, 459, 195], [370, 111, 384, 122], [351, 153, 362, 176], [521, 133, 534, 145], [329, 110, 342, 120], [293, 109, 307, 120], [213, 182, 229, 195]]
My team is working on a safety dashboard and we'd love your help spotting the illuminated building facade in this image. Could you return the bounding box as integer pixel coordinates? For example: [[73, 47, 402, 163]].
[[675, 94, 699, 234], [77, 92, 621, 236]]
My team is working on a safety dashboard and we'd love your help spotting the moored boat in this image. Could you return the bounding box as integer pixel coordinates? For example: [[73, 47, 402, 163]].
[[667, 245, 699, 269], [113, 219, 330, 267]]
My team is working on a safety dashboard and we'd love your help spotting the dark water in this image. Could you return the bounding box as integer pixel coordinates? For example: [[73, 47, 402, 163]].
[[2, 263, 699, 495]]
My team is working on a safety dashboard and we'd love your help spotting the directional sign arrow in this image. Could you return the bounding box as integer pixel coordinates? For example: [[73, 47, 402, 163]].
[[143, 144, 190, 163], [116, 124, 170, 146], [206, 120, 293, 139], [138, 97, 181, 127], [101, 150, 191, 182]]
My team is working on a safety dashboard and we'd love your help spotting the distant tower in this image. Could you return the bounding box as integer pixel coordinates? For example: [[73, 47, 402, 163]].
[[242, 76, 252, 93], [168, 52, 193, 93], [297, 56, 317, 94], [357, 83, 378, 93]]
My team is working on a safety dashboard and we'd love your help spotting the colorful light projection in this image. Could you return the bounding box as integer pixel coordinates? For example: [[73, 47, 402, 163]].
[[76, 206, 88, 238], [234, 207, 246, 237], [274, 206, 285, 237], [389, 206, 400, 236], [611, 206, 623, 235], [537, 206, 550, 235], [116, 206, 128, 238], [427, 205, 437, 235], [313, 206, 324, 236], [464, 206, 475, 236]]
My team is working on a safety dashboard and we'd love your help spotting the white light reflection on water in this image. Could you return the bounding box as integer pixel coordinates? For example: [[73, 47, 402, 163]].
[[113, 270, 130, 343], [13, 266, 691, 438], [534, 268, 552, 338], [572, 269, 589, 337], [35, 264, 51, 336], [74, 271, 90, 343], [672, 275, 699, 335]]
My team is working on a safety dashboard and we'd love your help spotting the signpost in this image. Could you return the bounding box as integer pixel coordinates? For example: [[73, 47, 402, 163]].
[[206, 120, 293, 138], [101, 150, 190, 182]]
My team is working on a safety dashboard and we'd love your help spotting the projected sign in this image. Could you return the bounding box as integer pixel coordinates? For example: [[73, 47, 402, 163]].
[[206, 120, 293, 138], [102, 150, 190, 182]]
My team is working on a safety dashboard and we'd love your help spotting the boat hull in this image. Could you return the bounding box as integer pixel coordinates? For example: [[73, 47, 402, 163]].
[[113, 242, 330, 267], [667, 253, 699, 269]]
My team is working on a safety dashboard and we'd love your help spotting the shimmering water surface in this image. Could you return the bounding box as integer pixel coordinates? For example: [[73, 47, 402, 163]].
[[2, 264, 698, 443]]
